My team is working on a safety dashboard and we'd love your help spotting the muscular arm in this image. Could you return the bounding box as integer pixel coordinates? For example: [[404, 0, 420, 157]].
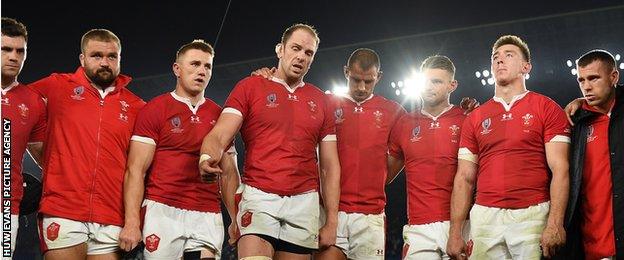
[[119, 141, 155, 251], [386, 154, 405, 185], [319, 140, 341, 247], [218, 150, 240, 223], [26, 142, 44, 168], [123, 141, 155, 228], [544, 142, 570, 230], [449, 159, 477, 238], [199, 113, 243, 172]]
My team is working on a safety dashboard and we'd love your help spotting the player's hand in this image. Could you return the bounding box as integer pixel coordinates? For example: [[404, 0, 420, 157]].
[[199, 156, 222, 183], [119, 224, 142, 252], [318, 221, 337, 249], [227, 222, 239, 246], [251, 67, 276, 78], [540, 224, 566, 258], [460, 97, 480, 114], [447, 234, 468, 260], [564, 98, 584, 126]]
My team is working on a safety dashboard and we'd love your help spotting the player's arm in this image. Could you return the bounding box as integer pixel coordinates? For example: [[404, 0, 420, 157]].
[[218, 148, 240, 244], [386, 154, 405, 185], [319, 140, 341, 248], [199, 113, 243, 176], [541, 141, 570, 257], [119, 141, 156, 251], [447, 156, 478, 259], [26, 142, 44, 168]]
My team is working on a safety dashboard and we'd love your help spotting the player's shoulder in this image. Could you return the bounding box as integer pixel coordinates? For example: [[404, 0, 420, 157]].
[[121, 88, 146, 107], [202, 97, 223, 110], [374, 95, 403, 110], [526, 91, 561, 107]]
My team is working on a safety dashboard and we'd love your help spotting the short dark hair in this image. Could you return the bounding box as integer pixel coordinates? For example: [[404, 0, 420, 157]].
[[420, 55, 456, 78], [1, 17, 28, 42], [576, 49, 616, 71], [176, 39, 214, 61], [81, 29, 121, 53], [492, 35, 530, 62], [281, 23, 320, 46], [347, 48, 380, 71]]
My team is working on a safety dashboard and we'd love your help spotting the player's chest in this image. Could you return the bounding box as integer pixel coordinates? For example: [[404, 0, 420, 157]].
[[475, 109, 543, 145], [251, 90, 324, 129]]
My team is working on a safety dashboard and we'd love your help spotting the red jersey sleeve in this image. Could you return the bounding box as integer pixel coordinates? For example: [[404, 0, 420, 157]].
[[320, 94, 337, 141], [388, 117, 404, 158], [540, 98, 571, 143], [29, 96, 47, 142], [223, 77, 254, 118], [459, 113, 479, 154], [132, 101, 163, 145], [28, 75, 57, 100]]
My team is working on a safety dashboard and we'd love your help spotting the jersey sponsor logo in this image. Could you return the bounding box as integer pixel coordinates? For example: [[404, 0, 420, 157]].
[[46, 222, 60, 241], [501, 112, 513, 121], [587, 125, 597, 143], [288, 93, 299, 101], [522, 113, 534, 127], [374, 110, 383, 128], [145, 234, 161, 252], [119, 100, 130, 112], [18, 103, 29, 119], [266, 93, 279, 108], [170, 116, 184, 133], [354, 106, 363, 113], [480, 118, 492, 135], [1, 97, 8, 106], [410, 126, 422, 142], [118, 113, 128, 122], [71, 86, 86, 100], [241, 211, 253, 228], [430, 120, 440, 129], [375, 249, 384, 256], [190, 115, 201, 124], [334, 108, 345, 124]]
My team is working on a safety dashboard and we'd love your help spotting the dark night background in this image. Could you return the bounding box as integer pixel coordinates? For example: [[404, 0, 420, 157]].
[[4, 0, 624, 259]]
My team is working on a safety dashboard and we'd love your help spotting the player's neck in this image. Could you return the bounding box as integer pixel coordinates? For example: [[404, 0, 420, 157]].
[[422, 100, 452, 117], [494, 81, 527, 104], [174, 87, 204, 106], [273, 70, 303, 88], [593, 93, 616, 115], [1, 77, 17, 89]]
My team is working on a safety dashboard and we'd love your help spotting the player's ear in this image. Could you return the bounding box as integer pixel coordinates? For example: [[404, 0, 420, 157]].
[[275, 43, 283, 59]]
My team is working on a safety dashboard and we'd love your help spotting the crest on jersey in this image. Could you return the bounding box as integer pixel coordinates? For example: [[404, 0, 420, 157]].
[[119, 100, 130, 112], [522, 113, 534, 126], [71, 86, 85, 100], [145, 234, 161, 252], [170, 116, 184, 133], [334, 108, 345, 124], [449, 124, 460, 136], [410, 126, 422, 142], [586, 125, 597, 143], [374, 110, 383, 128], [501, 112, 513, 121], [480, 118, 492, 135], [307, 101, 317, 113], [266, 93, 278, 108], [18, 103, 29, 119]]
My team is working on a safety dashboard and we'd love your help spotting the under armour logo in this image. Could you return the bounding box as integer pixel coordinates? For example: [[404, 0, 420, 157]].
[[501, 113, 513, 121], [354, 106, 363, 113], [288, 94, 298, 101], [1, 97, 8, 105], [190, 115, 201, 123], [430, 121, 440, 129]]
